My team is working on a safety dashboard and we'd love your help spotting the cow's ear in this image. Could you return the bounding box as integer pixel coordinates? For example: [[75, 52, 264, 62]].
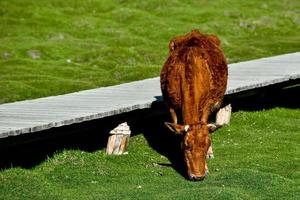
[[165, 122, 189, 135], [207, 35, 221, 46], [207, 124, 221, 134]]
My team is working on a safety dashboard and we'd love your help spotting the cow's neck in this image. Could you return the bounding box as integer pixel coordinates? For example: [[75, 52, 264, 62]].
[[181, 92, 207, 125], [181, 69, 210, 125]]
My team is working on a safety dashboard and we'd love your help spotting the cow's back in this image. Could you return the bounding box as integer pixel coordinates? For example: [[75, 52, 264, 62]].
[[160, 30, 227, 124]]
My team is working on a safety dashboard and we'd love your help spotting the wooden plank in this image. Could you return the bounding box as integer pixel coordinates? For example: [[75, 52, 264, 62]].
[[0, 52, 299, 138]]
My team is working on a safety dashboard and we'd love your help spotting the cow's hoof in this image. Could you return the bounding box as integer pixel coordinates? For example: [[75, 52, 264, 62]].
[[205, 165, 209, 176], [205, 169, 209, 176]]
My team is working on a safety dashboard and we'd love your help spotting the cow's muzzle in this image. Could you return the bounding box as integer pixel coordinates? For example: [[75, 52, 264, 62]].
[[188, 167, 208, 181], [188, 173, 206, 181]]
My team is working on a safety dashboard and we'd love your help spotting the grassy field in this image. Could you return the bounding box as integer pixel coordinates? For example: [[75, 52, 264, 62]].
[[1, 0, 300, 199], [1, 0, 300, 103], [0, 107, 299, 199]]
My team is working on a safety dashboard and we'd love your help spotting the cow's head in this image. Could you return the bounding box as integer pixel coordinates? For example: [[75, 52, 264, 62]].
[[165, 122, 212, 181]]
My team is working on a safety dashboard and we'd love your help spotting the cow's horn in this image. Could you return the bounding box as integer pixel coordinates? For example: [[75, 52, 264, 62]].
[[207, 124, 218, 133]]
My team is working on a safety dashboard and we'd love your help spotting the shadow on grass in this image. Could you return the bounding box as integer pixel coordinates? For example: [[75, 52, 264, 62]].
[[0, 113, 122, 169], [129, 102, 187, 179], [0, 84, 299, 179], [0, 101, 188, 177]]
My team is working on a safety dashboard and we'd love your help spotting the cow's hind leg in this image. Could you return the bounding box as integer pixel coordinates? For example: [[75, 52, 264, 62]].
[[169, 107, 178, 124]]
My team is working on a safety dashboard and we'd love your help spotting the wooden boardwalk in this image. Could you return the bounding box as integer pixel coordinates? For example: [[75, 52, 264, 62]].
[[0, 52, 299, 139]]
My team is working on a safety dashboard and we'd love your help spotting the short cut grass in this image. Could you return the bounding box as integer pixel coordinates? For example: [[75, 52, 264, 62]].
[[1, 0, 300, 103], [0, 108, 299, 199]]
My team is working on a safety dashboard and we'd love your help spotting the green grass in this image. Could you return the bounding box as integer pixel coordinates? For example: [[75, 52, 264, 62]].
[[0, 1, 299, 199], [1, 0, 300, 103], [0, 108, 299, 199]]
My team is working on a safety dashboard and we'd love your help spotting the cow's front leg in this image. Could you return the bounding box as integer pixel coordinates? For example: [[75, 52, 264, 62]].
[[169, 107, 178, 124], [205, 162, 209, 175], [206, 144, 214, 159]]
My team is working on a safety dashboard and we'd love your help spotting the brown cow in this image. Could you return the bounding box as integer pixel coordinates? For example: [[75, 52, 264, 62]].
[[160, 30, 228, 181]]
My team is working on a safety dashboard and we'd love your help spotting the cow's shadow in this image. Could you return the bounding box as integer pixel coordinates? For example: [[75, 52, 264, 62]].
[[128, 102, 187, 179], [0, 103, 188, 178]]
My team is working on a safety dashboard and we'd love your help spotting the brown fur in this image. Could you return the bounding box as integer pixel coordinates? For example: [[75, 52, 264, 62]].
[[160, 30, 228, 180]]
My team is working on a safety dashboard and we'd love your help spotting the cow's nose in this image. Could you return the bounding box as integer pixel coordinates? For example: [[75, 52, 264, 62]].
[[188, 174, 205, 181]]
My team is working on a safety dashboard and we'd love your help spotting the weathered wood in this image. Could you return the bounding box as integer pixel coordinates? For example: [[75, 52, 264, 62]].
[[106, 122, 131, 155], [0, 52, 299, 139], [216, 104, 232, 126]]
